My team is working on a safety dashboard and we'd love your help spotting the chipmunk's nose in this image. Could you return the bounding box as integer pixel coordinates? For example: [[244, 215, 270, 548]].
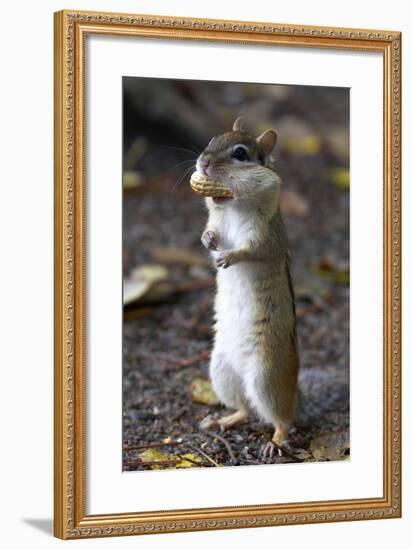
[[199, 155, 211, 174]]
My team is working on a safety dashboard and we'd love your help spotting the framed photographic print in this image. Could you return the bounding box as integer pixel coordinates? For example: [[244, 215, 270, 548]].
[[54, 9, 402, 539]]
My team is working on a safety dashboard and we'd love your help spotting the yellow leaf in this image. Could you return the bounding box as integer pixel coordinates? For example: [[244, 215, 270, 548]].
[[314, 255, 349, 286], [302, 135, 322, 155], [138, 449, 202, 469], [138, 448, 172, 469], [189, 379, 219, 406], [284, 135, 321, 156], [329, 168, 350, 190], [123, 170, 142, 190], [175, 453, 203, 468], [315, 267, 350, 286], [123, 265, 169, 305]]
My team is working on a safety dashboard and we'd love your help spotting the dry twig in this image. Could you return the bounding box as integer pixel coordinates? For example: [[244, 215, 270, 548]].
[[124, 441, 183, 451], [271, 442, 303, 463], [191, 446, 221, 467], [176, 454, 207, 467], [202, 430, 237, 464], [126, 459, 181, 467]]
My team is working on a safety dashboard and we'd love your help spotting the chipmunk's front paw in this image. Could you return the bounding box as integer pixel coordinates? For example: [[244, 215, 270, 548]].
[[201, 230, 219, 251], [215, 250, 237, 269]]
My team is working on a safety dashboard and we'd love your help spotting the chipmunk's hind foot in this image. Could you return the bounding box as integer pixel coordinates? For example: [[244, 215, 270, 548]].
[[272, 423, 289, 450], [261, 441, 280, 460], [261, 423, 291, 459], [217, 408, 249, 429]]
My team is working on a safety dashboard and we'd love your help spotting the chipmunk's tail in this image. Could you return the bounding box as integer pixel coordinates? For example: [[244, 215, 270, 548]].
[[294, 366, 349, 426]]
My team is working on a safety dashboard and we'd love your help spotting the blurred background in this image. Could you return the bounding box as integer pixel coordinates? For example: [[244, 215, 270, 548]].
[[122, 77, 350, 471]]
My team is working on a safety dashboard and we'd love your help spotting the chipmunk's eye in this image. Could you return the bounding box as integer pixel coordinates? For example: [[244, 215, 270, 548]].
[[231, 146, 249, 162]]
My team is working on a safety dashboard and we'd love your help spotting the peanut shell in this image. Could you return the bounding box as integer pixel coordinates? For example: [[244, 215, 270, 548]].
[[190, 172, 233, 198]]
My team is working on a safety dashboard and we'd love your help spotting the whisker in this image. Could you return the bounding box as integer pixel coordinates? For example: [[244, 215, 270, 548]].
[[166, 159, 197, 174], [162, 145, 200, 158], [189, 143, 202, 155], [170, 164, 196, 194]]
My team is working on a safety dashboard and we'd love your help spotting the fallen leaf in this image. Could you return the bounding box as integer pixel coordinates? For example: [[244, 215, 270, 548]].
[[175, 453, 204, 468], [123, 265, 169, 305], [284, 135, 321, 156], [151, 246, 208, 267], [124, 274, 214, 309], [123, 171, 143, 190], [329, 168, 350, 190], [314, 254, 350, 286], [281, 190, 310, 217], [309, 432, 349, 461], [138, 448, 173, 469], [315, 268, 349, 286], [123, 137, 148, 170], [189, 379, 219, 406], [138, 449, 203, 469], [142, 281, 178, 303], [294, 449, 312, 461]]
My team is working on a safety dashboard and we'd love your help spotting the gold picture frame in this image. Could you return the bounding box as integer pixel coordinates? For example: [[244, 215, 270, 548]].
[[54, 9, 402, 539]]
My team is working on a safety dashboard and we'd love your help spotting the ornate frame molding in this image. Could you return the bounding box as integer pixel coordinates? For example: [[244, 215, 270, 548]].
[[54, 10, 401, 539]]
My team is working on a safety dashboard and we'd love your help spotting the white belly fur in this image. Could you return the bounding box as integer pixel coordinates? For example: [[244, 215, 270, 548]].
[[211, 204, 270, 371], [214, 265, 258, 359], [207, 202, 298, 428]]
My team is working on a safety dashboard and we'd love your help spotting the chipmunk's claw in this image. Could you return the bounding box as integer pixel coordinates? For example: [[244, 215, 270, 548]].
[[201, 230, 219, 251], [215, 251, 235, 269], [261, 441, 282, 460]]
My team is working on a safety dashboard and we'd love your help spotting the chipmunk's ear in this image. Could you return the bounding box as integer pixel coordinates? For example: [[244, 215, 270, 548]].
[[256, 129, 277, 154], [232, 116, 245, 132]]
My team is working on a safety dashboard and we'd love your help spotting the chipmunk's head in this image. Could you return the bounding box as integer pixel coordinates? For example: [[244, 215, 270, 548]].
[[196, 117, 281, 207]]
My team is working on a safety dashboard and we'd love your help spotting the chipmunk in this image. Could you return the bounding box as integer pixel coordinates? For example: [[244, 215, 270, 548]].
[[197, 117, 299, 452]]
